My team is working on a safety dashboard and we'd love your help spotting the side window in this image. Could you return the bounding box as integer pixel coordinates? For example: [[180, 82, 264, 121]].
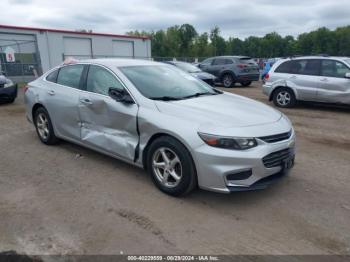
[[289, 60, 307, 74], [46, 69, 59, 83], [225, 59, 233, 64], [86, 65, 124, 96], [321, 60, 350, 78], [300, 60, 321, 76], [213, 58, 226, 65], [201, 58, 213, 65], [56, 65, 84, 89], [275, 61, 294, 73]]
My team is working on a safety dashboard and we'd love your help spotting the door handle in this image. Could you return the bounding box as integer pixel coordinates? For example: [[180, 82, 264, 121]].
[[47, 90, 55, 96], [80, 98, 93, 105], [290, 75, 297, 79], [320, 78, 328, 82]]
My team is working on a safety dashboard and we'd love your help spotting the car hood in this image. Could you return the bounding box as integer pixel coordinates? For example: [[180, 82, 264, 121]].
[[155, 92, 282, 130], [189, 71, 216, 80]]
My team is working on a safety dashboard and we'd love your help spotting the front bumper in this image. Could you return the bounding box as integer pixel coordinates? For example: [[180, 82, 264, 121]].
[[0, 84, 18, 102], [193, 131, 296, 193]]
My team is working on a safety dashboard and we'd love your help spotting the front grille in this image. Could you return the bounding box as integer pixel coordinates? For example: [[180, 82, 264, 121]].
[[0, 84, 4, 88], [262, 149, 292, 168], [259, 131, 292, 143]]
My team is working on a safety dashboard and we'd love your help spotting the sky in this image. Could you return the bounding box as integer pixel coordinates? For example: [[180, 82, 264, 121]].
[[2, 0, 350, 39]]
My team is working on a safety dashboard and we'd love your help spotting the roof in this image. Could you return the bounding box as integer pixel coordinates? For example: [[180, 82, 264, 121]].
[[286, 56, 350, 61], [0, 24, 150, 40], [76, 58, 162, 67]]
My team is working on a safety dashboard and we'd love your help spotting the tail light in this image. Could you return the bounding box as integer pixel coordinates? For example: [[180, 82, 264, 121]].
[[237, 64, 248, 69], [264, 73, 270, 80], [23, 85, 29, 93]]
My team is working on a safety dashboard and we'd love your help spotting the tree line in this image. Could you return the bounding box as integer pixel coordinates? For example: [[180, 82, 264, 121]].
[[127, 24, 350, 59]]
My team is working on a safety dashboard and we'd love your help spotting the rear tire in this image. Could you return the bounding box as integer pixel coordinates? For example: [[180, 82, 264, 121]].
[[222, 74, 235, 88], [34, 107, 59, 145], [273, 87, 297, 108], [241, 81, 252, 87], [146, 136, 197, 197]]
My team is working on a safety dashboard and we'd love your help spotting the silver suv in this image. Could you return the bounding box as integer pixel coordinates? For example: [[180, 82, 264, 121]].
[[262, 56, 350, 108]]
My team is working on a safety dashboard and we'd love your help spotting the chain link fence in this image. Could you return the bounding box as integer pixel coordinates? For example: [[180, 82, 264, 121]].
[[0, 38, 42, 83]]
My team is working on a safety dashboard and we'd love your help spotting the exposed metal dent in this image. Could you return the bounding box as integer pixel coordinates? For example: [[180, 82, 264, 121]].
[[79, 93, 139, 162]]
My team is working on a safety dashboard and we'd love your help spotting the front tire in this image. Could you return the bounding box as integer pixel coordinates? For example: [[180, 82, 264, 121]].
[[273, 87, 297, 108], [147, 136, 197, 196], [34, 107, 59, 145]]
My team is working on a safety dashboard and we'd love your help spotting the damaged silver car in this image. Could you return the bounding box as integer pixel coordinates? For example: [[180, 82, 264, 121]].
[[25, 59, 295, 196], [263, 56, 350, 107]]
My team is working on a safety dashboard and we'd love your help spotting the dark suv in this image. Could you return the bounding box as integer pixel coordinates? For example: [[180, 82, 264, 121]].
[[198, 56, 260, 87]]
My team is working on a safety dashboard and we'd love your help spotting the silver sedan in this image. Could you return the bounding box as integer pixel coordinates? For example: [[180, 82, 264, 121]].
[[24, 59, 295, 196]]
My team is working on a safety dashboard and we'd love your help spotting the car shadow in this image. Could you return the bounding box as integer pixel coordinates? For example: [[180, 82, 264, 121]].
[[56, 138, 287, 207], [295, 101, 350, 113]]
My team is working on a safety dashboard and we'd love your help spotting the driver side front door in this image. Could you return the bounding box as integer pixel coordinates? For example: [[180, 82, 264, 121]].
[[78, 64, 139, 162]]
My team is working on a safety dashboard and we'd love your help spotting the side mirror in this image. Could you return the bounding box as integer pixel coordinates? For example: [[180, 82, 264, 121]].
[[108, 88, 134, 104], [345, 73, 350, 79]]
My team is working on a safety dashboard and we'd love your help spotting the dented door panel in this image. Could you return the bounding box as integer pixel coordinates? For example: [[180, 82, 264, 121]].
[[317, 77, 350, 104], [78, 92, 139, 161]]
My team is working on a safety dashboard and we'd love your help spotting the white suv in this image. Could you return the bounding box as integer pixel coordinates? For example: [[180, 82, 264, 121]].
[[262, 56, 350, 108]]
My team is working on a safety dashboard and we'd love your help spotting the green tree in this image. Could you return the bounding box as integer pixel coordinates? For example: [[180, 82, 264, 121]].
[[209, 26, 226, 56], [127, 24, 350, 59]]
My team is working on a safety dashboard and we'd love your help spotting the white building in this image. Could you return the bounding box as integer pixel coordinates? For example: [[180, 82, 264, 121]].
[[0, 24, 151, 82]]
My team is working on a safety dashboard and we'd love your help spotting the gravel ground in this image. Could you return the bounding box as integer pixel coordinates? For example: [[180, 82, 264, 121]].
[[0, 83, 350, 255]]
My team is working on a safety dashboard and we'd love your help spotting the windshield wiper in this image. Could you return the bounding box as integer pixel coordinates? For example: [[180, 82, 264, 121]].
[[181, 92, 217, 99], [149, 96, 182, 101]]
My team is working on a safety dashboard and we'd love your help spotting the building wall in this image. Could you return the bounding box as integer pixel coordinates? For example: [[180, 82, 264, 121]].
[[0, 26, 151, 75]]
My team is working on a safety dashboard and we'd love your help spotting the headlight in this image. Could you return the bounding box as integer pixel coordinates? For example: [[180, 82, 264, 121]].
[[4, 80, 14, 88], [198, 133, 257, 150]]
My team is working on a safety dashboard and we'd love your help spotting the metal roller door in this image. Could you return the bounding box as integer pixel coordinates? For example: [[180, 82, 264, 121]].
[[63, 37, 92, 59], [112, 40, 134, 58]]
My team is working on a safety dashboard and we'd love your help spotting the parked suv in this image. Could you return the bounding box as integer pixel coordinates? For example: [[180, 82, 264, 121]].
[[263, 56, 350, 108], [198, 56, 260, 88]]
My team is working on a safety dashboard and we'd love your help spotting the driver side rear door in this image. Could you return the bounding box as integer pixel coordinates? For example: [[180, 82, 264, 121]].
[[78, 64, 139, 162]]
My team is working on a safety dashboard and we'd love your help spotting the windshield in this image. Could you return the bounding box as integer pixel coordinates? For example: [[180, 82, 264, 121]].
[[175, 62, 201, 73], [120, 65, 217, 100]]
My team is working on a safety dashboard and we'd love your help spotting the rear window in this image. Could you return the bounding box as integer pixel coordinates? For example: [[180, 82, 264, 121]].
[[275, 61, 294, 73], [56, 64, 84, 89], [46, 69, 59, 83], [239, 57, 255, 64]]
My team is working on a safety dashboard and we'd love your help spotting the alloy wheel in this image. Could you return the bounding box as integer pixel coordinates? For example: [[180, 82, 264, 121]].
[[223, 75, 233, 87], [152, 147, 182, 188], [36, 113, 50, 140], [276, 91, 291, 106]]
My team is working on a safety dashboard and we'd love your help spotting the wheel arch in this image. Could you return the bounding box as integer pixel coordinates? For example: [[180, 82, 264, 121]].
[[32, 103, 46, 121], [219, 70, 236, 81], [269, 86, 297, 101], [142, 132, 197, 175]]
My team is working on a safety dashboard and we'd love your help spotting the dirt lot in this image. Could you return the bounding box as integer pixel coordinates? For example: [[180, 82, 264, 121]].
[[0, 82, 350, 255]]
